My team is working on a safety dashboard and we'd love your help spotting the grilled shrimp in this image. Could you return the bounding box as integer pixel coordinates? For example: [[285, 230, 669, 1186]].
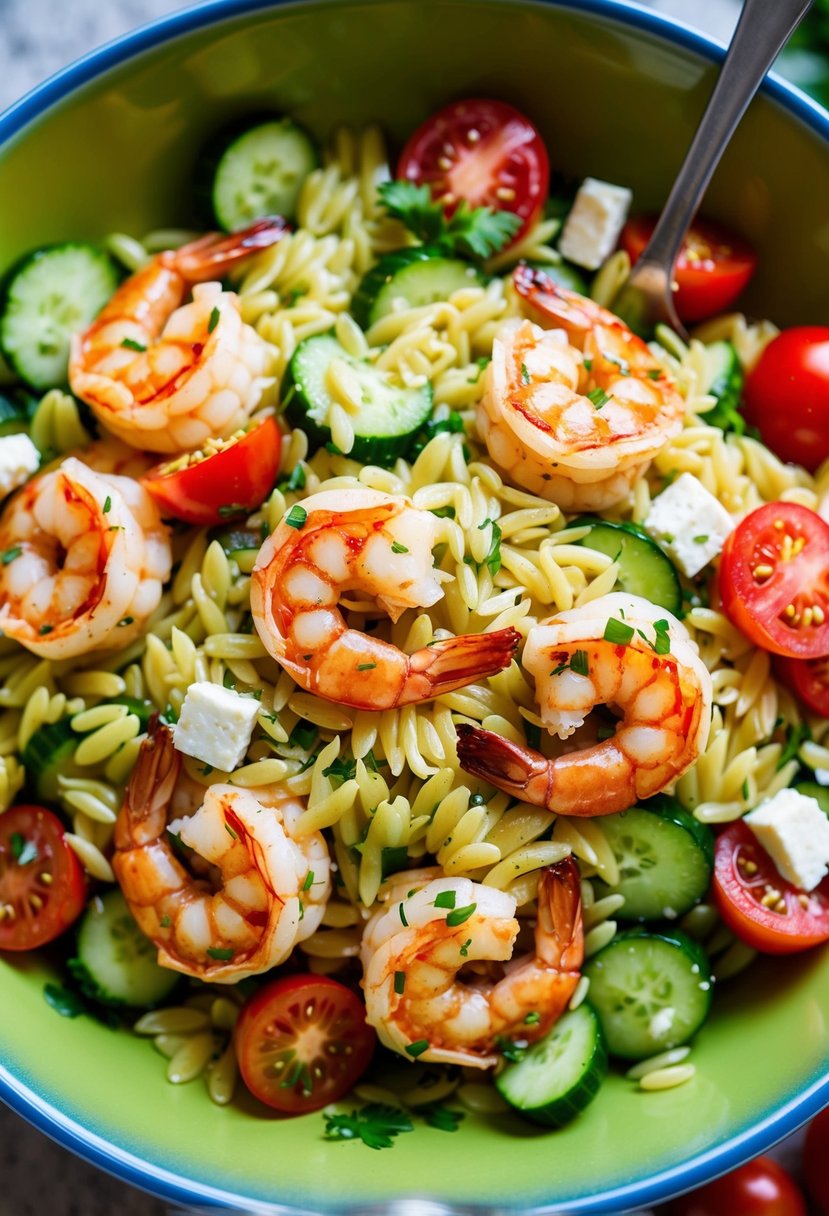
[[457, 593, 712, 816], [251, 487, 520, 710], [476, 266, 684, 512], [69, 218, 287, 453], [361, 859, 583, 1068], [113, 725, 331, 982], [0, 456, 170, 658]]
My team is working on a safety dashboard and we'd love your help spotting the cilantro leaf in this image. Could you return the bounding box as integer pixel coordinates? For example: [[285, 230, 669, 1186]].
[[323, 1103, 414, 1150], [377, 181, 521, 261]]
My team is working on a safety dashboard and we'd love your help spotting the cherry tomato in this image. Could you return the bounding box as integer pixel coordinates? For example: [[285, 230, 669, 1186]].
[[0, 805, 86, 951], [235, 974, 375, 1114], [398, 98, 549, 244], [665, 1156, 807, 1216], [803, 1108, 829, 1214], [620, 215, 757, 324], [776, 654, 829, 717], [712, 821, 829, 954], [141, 416, 282, 526], [743, 327, 829, 472], [718, 502, 829, 659]]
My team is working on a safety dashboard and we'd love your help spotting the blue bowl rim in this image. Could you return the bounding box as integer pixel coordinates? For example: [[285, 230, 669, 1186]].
[[0, 0, 827, 1211]]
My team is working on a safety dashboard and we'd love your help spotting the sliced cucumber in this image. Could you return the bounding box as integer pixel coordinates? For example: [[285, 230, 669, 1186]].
[[572, 516, 681, 614], [584, 928, 712, 1060], [197, 116, 319, 229], [0, 244, 120, 389], [69, 888, 180, 1008], [598, 801, 714, 921], [495, 1004, 607, 1128], [352, 248, 484, 330], [284, 332, 433, 466], [215, 526, 261, 562], [21, 717, 81, 803], [0, 388, 36, 436], [701, 340, 745, 434], [795, 781, 829, 817]]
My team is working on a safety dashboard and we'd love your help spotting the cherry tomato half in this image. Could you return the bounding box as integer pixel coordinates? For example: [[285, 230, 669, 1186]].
[[141, 416, 282, 527], [776, 654, 829, 717], [665, 1156, 807, 1216], [803, 1108, 829, 1214], [712, 821, 829, 954], [0, 805, 86, 951], [718, 502, 829, 659], [398, 98, 549, 245], [743, 327, 829, 473], [235, 974, 375, 1114], [620, 215, 757, 324]]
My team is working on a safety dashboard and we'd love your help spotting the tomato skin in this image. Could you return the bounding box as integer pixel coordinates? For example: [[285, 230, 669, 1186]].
[[235, 974, 375, 1114], [718, 502, 829, 659], [398, 98, 549, 244], [776, 654, 829, 717], [620, 215, 757, 323], [665, 1156, 807, 1216], [142, 417, 282, 526], [803, 1108, 829, 1213], [712, 822, 829, 954], [743, 328, 829, 473], [0, 805, 86, 951]]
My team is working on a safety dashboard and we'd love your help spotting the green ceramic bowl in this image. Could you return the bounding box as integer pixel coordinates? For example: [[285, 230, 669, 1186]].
[[1, 2, 828, 1212]]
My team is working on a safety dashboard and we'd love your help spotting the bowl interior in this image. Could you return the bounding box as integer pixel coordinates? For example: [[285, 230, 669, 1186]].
[[1, 1, 828, 1212]]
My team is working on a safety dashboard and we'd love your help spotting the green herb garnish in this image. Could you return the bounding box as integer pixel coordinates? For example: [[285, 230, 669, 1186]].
[[206, 946, 234, 961], [446, 903, 476, 927], [121, 337, 146, 352], [433, 890, 457, 910], [285, 504, 308, 529], [604, 617, 635, 646], [378, 181, 522, 259], [323, 1104, 414, 1150], [208, 306, 220, 334]]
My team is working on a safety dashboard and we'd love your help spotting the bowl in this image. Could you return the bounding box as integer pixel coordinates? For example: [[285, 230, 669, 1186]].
[[1, 1, 828, 1212]]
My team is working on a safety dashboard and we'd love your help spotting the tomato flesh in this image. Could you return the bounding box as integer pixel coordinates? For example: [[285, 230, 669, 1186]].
[[666, 1156, 807, 1216], [712, 821, 829, 954], [803, 1109, 829, 1214], [398, 98, 549, 244], [620, 215, 757, 324], [235, 974, 375, 1114], [776, 654, 829, 717], [142, 416, 282, 526], [0, 805, 86, 951], [743, 327, 829, 472], [718, 502, 829, 659]]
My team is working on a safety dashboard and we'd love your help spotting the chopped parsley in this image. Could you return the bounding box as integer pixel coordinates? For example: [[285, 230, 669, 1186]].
[[421, 1104, 465, 1133], [206, 946, 234, 961], [283, 464, 307, 492], [468, 355, 490, 384], [285, 504, 308, 529], [693, 534, 709, 544], [520, 361, 530, 385], [323, 1104, 414, 1150], [322, 756, 357, 786], [102, 495, 112, 514], [551, 649, 590, 677], [390, 541, 409, 554], [587, 387, 611, 409], [288, 720, 318, 750], [405, 1039, 430, 1058], [356, 662, 377, 671], [118, 616, 134, 627], [433, 890, 457, 910], [478, 517, 502, 576], [446, 903, 476, 927], [777, 720, 812, 770], [646, 368, 662, 381], [43, 982, 86, 1019], [459, 938, 472, 958], [583, 357, 593, 372], [121, 337, 146, 352], [495, 1035, 528, 1063], [39, 624, 54, 636], [303, 871, 315, 892], [208, 306, 220, 334], [524, 1011, 541, 1025], [394, 970, 406, 995], [0, 546, 22, 565], [742, 779, 750, 800], [398, 901, 409, 927], [378, 180, 521, 259], [604, 617, 635, 646], [160, 915, 172, 928]]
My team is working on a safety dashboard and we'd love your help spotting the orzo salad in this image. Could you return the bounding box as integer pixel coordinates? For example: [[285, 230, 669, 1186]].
[[0, 97, 828, 1137]]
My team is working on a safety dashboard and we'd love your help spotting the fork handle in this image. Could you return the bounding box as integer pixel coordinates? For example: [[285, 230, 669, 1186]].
[[633, 0, 813, 281]]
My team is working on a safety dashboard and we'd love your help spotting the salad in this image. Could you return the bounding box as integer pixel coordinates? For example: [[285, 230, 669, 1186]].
[[0, 97, 827, 1138]]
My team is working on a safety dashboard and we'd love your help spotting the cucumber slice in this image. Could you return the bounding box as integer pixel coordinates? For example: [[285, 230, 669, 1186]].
[[0, 244, 120, 389], [795, 781, 829, 817], [572, 516, 681, 614], [284, 332, 433, 466], [584, 928, 712, 1060], [69, 889, 180, 1008], [702, 340, 745, 434], [21, 717, 82, 803], [352, 248, 484, 330], [198, 116, 319, 229], [215, 526, 261, 562], [0, 388, 36, 436], [598, 802, 714, 920], [495, 1004, 607, 1127]]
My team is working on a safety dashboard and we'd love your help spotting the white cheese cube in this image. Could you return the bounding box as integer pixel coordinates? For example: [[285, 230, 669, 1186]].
[[173, 681, 259, 773], [558, 177, 633, 271], [745, 788, 829, 891], [644, 472, 734, 577], [0, 434, 40, 499]]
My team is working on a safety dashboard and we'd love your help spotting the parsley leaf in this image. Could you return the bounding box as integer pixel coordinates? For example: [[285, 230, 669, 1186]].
[[520, 361, 530, 385], [550, 649, 590, 677], [421, 1104, 465, 1133], [323, 1104, 414, 1150], [495, 1035, 528, 1063], [322, 756, 357, 786], [377, 181, 521, 260], [208, 306, 220, 334], [478, 517, 502, 576], [44, 982, 86, 1019], [778, 720, 812, 770], [1, 546, 22, 565]]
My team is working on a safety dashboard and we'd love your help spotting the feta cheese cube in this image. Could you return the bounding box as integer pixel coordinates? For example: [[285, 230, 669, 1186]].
[[644, 472, 734, 577], [745, 788, 829, 891], [173, 681, 259, 773], [0, 434, 40, 499], [558, 177, 633, 271]]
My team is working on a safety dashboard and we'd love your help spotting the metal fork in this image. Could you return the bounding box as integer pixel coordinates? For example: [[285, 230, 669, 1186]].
[[612, 0, 813, 339]]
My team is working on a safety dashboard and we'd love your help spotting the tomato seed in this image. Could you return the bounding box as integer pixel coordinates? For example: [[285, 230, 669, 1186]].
[[38, 871, 53, 885]]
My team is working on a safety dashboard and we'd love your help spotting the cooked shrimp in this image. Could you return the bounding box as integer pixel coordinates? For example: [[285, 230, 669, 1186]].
[[476, 266, 684, 512], [361, 858, 583, 1068], [0, 456, 170, 658], [113, 725, 331, 983], [457, 593, 712, 815], [251, 487, 520, 710], [69, 218, 287, 453]]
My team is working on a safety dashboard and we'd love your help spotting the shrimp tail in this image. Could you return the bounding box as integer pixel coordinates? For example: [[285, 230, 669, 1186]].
[[456, 724, 554, 805], [537, 858, 584, 972], [166, 217, 291, 282], [405, 628, 521, 703], [512, 263, 595, 337], [115, 722, 181, 850]]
